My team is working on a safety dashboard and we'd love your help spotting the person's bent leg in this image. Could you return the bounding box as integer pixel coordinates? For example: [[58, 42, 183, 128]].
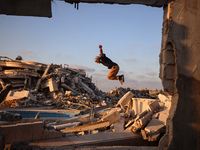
[[107, 65, 119, 80]]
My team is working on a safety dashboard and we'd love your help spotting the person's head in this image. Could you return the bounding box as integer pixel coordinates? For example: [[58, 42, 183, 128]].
[[95, 56, 100, 63]]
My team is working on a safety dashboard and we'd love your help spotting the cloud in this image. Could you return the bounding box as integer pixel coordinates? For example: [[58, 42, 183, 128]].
[[123, 58, 137, 63], [70, 64, 95, 72], [1, 50, 9, 56], [124, 43, 139, 50], [92, 73, 105, 77], [136, 75, 146, 79], [136, 80, 163, 90], [147, 72, 157, 76], [20, 50, 33, 55], [18, 50, 39, 60], [128, 71, 134, 74]]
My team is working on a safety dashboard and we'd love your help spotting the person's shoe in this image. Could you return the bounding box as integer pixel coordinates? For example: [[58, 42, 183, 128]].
[[119, 75, 124, 85]]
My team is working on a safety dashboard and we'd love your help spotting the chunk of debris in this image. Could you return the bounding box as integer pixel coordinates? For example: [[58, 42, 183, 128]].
[[0, 111, 22, 121]]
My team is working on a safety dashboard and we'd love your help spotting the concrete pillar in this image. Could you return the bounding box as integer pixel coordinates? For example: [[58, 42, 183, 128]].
[[159, 0, 200, 149]]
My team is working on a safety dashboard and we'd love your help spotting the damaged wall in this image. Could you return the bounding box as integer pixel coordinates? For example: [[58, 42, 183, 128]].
[[0, 0, 52, 17], [0, 0, 173, 17], [159, 0, 200, 149]]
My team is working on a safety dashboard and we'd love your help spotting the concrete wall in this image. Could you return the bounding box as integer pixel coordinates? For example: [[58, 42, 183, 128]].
[[159, 0, 200, 149]]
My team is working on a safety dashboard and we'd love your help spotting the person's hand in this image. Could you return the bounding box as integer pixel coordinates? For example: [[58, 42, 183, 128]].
[[99, 45, 102, 49]]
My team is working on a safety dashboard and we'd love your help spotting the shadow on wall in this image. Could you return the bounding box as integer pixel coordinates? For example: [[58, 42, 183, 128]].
[[161, 20, 200, 149]]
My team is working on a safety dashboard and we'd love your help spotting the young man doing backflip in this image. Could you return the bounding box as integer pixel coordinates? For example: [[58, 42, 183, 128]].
[[95, 45, 124, 85]]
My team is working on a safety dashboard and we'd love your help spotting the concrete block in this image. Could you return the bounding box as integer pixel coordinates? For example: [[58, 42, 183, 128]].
[[159, 109, 169, 125], [132, 98, 148, 115], [1, 121, 44, 144], [42, 130, 63, 140], [48, 78, 58, 92], [158, 94, 169, 102], [148, 100, 160, 112], [162, 79, 174, 93], [117, 91, 134, 110], [132, 98, 157, 115], [164, 65, 175, 79], [6, 90, 36, 101], [163, 50, 175, 65], [101, 109, 121, 125], [164, 101, 171, 110], [159, 63, 165, 79], [145, 119, 165, 133]]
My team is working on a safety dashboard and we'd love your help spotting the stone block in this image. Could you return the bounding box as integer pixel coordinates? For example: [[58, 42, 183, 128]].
[[101, 109, 121, 125], [1, 121, 44, 144], [160, 64, 175, 80], [163, 50, 175, 65], [145, 119, 165, 133], [5, 90, 36, 101], [148, 100, 160, 112], [162, 79, 174, 93], [159, 109, 169, 125], [42, 130, 63, 140], [117, 91, 134, 110], [158, 94, 170, 102], [48, 78, 58, 92], [132, 98, 157, 115]]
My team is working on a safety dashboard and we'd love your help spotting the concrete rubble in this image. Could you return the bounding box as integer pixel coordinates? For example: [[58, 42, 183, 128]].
[[117, 92, 171, 142], [0, 56, 171, 149], [0, 56, 114, 110]]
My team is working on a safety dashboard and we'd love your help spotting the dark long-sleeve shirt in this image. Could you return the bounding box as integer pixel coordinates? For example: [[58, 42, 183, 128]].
[[99, 54, 118, 69]]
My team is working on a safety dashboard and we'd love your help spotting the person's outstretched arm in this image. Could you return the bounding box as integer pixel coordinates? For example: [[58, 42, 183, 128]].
[[99, 45, 103, 57]]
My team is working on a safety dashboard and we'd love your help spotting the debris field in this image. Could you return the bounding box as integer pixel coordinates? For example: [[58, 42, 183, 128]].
[[0, 56, 171, 149]]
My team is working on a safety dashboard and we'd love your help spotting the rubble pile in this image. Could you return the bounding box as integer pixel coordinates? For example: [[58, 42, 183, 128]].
[[108, 87, 159, 99], [0, 56, 171, 147], [45, 107, 122, 136], [116, 91, 171, 142], [0, 56, 112, 110], [38, 92, 171, 143]]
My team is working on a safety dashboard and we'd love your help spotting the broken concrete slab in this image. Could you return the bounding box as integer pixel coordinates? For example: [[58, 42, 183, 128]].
[[131, 111, 153, 133], [53, 122, 81, 130], [158, 109, 169, 125], [0, 120, 63, 144], [116, 91, 134, 111], [158, 94, 170, 102], [144, 119, 165, 134], [60, 121, 110, 134], [5, 90, 37, 101], [0, 84, 12, 103], [101, 109, 121, 126], [148, 100, 160, 112], [132, 98, 157, 115]]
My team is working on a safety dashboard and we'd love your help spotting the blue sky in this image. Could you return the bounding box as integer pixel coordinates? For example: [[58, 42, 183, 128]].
[[0, 1, 163, 92]]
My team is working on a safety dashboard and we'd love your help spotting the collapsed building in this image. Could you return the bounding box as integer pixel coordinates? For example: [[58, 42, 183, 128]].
[[0, 56, 108, 109], [0, 56, 171, 149]]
